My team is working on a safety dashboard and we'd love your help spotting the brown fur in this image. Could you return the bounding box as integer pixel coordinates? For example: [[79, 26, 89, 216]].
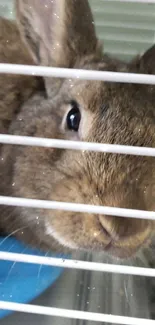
[[0, 17, 42, 135], [0, 0, 155, 259]]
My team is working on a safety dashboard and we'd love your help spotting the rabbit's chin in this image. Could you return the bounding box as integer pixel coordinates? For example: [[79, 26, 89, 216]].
[[102, 242, 144, 260], [45, 220, 79, 250]]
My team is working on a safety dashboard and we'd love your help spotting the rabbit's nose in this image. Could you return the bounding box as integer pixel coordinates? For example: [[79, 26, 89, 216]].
[[99, 215, 122, 240], [99, 215, 147, 241]]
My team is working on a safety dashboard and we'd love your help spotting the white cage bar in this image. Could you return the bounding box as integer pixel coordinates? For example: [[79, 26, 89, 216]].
[[0, 251, 155, 277], [1, 64, 155, 85], [0, 301, 155, 325], [0, 195, 155, 221]]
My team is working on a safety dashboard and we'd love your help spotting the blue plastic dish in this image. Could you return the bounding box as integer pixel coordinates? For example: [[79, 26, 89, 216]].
[[0, 236, 68, 319]]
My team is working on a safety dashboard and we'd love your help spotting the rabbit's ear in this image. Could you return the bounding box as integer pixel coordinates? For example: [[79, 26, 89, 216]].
[[137, 45, 155, 74], [15, 0, 100, 68]]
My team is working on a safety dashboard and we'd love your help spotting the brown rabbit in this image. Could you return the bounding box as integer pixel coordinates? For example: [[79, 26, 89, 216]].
[[0, 0, 155, 259]]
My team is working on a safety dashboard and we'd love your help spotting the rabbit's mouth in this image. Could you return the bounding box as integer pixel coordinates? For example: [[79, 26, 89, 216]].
[[102, 230, 151, 259], [103, 242, 145, 259], [98, 214, 152, 258]]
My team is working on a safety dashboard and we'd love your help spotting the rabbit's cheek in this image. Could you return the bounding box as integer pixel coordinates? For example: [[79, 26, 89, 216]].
[[45, 210, 112, 251], [78, 111, 94, 140], [45, 218, 79, 250]]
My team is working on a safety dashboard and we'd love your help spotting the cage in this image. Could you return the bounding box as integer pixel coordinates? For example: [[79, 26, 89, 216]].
[[0, 0, 155, 325]]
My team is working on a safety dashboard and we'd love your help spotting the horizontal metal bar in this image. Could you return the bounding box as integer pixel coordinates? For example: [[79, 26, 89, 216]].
[[0, 301, 154, 324], [0, 196, 155, 221], [1, 134, 155, 157], [0, 251, 155, 277], [1, 64, 155, 84]]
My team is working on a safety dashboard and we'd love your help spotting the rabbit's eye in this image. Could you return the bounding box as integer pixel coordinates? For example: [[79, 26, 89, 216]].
[[66, 101, 81, 132]]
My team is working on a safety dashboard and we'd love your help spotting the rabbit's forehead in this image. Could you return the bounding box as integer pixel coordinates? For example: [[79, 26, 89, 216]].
[[66, 79, 155, 114], [59, 55, 155, 120], [63, 78, 136, 114], [63, 78, 108, 113], [62, 59, 115, 112], [62, 57, 155, 115]]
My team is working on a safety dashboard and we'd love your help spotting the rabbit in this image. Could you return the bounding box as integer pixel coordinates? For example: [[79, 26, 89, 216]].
[[0, 0, 155, 260]]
